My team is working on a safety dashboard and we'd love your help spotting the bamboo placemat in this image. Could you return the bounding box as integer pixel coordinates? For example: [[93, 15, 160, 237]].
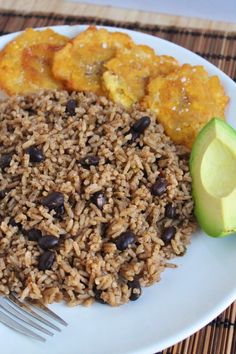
[[1, 0, 236, 32], [0, 9, 235, 354]]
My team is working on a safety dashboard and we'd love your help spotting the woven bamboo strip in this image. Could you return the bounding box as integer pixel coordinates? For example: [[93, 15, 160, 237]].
[[0, 0, 236, 31], [0, 9, 235, 354]]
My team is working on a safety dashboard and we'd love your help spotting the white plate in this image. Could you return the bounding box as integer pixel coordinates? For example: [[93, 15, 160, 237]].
[[0, 25, 236, 354]]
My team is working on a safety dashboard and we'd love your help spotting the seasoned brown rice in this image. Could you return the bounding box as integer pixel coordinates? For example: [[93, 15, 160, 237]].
[[0, 90, 196, 306]]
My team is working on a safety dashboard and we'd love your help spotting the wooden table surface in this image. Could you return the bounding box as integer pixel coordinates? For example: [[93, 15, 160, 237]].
[[0, 0, 236, 32]]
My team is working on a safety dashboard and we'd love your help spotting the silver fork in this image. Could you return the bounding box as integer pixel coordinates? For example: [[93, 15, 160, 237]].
[[0, 293, 68, 342]]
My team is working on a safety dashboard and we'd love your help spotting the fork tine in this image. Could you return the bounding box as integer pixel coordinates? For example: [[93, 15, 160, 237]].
[[0, 309, 46, 342], [7, 294, 61, 332], [26, 299, 68, 326], [0, 298, 54, 336]]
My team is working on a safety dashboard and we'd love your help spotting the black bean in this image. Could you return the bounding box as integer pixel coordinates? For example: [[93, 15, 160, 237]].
[[132, 116, 151, 134], [8, 217, 22, 230], [79, 155, 99, 169], [161, 226, 176, 244], [115, 231, 136, 251], [25, 146, 44, 163], [41, 192, 64, 211], [0, 189, 8, 199], [0, 153, 13, 170], [91, 191, 106, 209], [65, 99, 77, 116], [151, 177, 168, 197], [93, 286, 106, 304], [38, 251, 55, 270], [127, 116, 150, 143], [38, 235, 59, 250], [129, 130, 140, 143], [165, 203, 177, 219], [27, 228, 42, 241], [54, 204, 65, 219], [127, 279, 142, 301]]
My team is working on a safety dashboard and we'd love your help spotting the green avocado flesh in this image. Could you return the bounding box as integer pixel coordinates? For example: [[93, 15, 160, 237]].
[[190, 118, 236, 237]]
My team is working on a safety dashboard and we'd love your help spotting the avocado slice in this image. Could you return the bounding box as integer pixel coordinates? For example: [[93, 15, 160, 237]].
[[190, 118, 236, 237]]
